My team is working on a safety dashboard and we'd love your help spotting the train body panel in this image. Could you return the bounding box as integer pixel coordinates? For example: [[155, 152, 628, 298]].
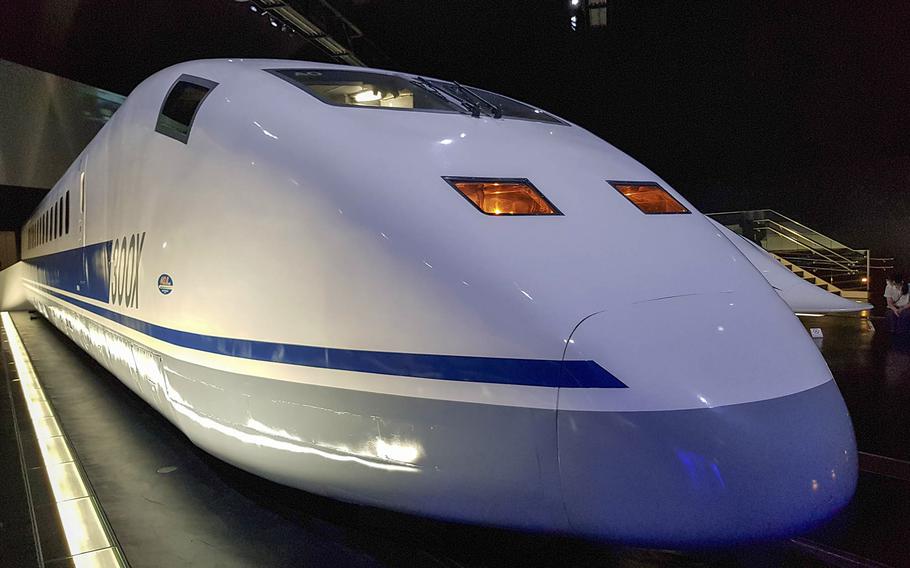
[[28, 283, 569, 532], [13, 59, 857, 545], [558, 379, 856, 544]]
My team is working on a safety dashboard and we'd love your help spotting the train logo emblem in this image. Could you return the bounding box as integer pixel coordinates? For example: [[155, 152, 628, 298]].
[[109, 232, 146, 309], [158, 274, 174, 295]]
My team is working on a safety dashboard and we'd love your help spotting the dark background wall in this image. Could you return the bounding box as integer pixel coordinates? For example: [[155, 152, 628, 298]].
[[340, 1, 910, 270], [0, 60, 124, 190], [2, 0, 908, 271]]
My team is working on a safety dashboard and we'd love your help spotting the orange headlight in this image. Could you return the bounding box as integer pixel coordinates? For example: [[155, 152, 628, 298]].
[[609, 181, 689, 214], [443, 177, 561, 216]]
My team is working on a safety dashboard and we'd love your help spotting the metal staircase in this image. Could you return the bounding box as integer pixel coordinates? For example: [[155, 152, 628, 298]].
[[707, 209, 888, 302], [769, 252, 866, 299]]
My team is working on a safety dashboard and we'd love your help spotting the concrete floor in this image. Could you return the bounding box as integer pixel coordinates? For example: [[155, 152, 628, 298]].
[[792, 313, 910, 567], [803, 313, 910, 462], [2, 311, 907, 567]]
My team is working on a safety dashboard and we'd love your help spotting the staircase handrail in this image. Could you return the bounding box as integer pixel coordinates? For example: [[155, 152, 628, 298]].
[[763, 210, 860, 251], [756, 219, 860, 265], [758, 225, 859, 273], [710, 209, 865, 255]]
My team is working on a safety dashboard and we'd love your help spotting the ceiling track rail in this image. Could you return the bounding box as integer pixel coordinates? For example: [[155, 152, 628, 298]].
[[234, 0, 393, 68]]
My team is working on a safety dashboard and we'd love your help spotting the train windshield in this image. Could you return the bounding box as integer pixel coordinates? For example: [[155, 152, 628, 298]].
[[426, 80, 566, 125], [268, 69, 566, 125], [268, 69, 464, 113]]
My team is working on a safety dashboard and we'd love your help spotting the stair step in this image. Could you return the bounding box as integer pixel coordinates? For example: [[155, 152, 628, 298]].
[[771, 253, 850, 297]]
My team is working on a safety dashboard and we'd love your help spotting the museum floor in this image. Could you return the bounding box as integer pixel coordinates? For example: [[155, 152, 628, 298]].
[[2, 310, 907, 567]]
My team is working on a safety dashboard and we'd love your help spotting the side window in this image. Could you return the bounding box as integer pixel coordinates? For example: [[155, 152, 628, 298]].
[[155, 74, 218, 144]]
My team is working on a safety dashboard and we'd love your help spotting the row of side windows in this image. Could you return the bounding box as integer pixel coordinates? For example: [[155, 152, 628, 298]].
[[27, 191, 70, 250]]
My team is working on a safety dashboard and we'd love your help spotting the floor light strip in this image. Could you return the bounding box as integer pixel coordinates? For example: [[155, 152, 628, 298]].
[[1, 312, 126, 568]]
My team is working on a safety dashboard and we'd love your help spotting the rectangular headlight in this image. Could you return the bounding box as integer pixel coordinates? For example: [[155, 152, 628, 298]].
[[443, 177, 561, 216], [608, 181, 690, 214]]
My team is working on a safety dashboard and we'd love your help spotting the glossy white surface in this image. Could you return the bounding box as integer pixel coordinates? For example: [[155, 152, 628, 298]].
[[26, 62, 704, 353], [561, 290, 833, 411], [8, 59, 860, 541], [17, 58, 846, 412]]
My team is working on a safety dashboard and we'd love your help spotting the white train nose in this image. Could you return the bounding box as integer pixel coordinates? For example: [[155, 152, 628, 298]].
[[556, 292, 858, 545]]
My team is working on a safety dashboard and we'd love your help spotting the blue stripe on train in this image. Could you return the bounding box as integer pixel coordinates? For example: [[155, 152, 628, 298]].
[[23, 242, 626, 389], [23, 241, 112, 302], [36, 286, 625, 389]]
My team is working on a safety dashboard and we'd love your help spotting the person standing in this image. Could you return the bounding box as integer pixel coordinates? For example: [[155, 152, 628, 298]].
[[885, 274, 904, 331], [885, 273, 903, 311], [888, 278, 910, 333]]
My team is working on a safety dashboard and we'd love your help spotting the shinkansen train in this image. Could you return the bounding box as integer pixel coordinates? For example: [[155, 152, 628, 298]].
[[5, 59, 862, 546]]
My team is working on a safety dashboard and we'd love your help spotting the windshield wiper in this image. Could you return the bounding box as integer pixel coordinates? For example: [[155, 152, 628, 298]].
[[412, 76, 479, 117], [451, 81, 503, 119], [411, 76, 503, 119]]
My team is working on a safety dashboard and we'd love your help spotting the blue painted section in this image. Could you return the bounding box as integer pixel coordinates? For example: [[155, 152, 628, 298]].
[[33, 283, 626, 389], [562, 359, 626, 388], [23, 242, 112, 302]]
